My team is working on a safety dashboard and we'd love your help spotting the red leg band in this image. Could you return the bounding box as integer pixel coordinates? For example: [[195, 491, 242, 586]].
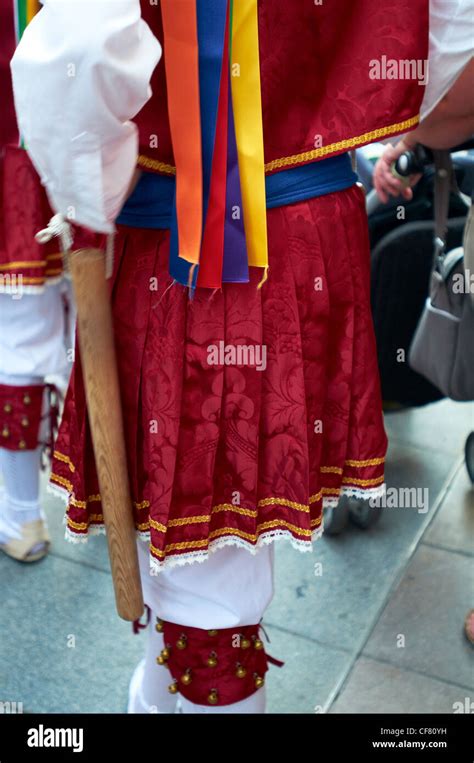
[[157, 620, 272, 706], [0, 383, 59, 456], [0, 384, 44, 451]]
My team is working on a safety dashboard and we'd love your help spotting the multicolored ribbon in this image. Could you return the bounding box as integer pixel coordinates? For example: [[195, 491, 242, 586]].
[[161, 0, 203, 285], [230, 0, 268, 282], [14, 0, 40, 41], [162, 0, 267, 291]]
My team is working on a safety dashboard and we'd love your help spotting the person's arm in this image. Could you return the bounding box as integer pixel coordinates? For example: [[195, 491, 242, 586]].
[[374, 59, 474, 202], [11, 0, 162, 233], [374, 0, 473, 203]]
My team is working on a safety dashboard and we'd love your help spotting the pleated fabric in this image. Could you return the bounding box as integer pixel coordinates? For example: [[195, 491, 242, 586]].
[[50, 184, 387, 571]]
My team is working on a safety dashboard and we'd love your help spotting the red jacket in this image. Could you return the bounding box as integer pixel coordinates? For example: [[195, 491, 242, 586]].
[[136, 0, 429, 176]]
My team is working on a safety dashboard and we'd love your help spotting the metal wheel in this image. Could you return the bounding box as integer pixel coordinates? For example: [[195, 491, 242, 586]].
[[465, 432, 474, 485], [323, 498, 350, 536], [348, 498, 384, 529]]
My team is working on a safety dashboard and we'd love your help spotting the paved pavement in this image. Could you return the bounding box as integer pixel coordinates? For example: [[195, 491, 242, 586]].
[[1, 398, 473, 713]]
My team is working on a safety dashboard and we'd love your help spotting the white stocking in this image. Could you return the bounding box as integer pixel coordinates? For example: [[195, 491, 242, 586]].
[[0, 378, 47, 550], [128, 614, 178, 714]]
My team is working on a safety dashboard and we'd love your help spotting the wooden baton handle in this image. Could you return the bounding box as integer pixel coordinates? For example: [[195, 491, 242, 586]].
[[69, 248, 144, 622]]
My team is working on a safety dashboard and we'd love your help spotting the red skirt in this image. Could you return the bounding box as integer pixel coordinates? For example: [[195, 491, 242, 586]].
[[50, 184, 388, 570], [0, 146, 64, 291]]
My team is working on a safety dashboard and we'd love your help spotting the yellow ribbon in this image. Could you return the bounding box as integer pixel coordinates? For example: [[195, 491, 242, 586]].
[[231, 0, 268, 280], [26, 0, 40, 23]]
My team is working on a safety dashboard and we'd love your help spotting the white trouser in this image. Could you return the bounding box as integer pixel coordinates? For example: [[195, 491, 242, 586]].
[[0, 279, 75, 390], [134, 542, 274, 714], [137, 540, 275, 629]]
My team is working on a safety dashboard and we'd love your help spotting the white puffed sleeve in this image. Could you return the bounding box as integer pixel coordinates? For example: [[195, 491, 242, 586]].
[[420, 0, 473, 120], [11, 0, 162, 233]]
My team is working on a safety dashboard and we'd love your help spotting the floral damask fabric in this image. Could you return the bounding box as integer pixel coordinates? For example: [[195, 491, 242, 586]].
[[51, 184, 388, 570]]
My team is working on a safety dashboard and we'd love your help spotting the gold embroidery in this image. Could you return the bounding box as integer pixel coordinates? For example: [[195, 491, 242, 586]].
[[55, 451, 382, 548], [4, 277, 47, 285], [50, 472, 73, 492], [138, 117, 419, 179], [135, 500, 151, 510], [149, 518, 168, 533], [54, 450, 75, 473], [0, 253, 63, 270], [67, 517, 88, 531], [264, 117, 420, 173], [70, 495, 100, 509], [137, 155, 176, 175], [344, 457, 385, 467], [256, 519, 312, 537], [150, 518, 317, 557], [341, 475, 385, 487], [169, 514, 211, 526], [213, 504, 257, 518], [257, 497, 310, 513]]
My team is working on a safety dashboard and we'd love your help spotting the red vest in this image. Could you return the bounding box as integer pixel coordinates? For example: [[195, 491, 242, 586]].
[[136, 0, 429, 176]]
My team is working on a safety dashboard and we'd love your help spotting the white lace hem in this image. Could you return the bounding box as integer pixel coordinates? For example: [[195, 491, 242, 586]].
[[47, 480, 386, 570], [322, 483, 386, 507]]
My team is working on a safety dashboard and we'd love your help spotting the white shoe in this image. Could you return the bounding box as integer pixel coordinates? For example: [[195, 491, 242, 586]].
[[127, 659, 147, 713]]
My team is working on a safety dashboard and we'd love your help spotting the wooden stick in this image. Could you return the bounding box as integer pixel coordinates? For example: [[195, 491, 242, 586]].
[[69, 248, 144, 622]]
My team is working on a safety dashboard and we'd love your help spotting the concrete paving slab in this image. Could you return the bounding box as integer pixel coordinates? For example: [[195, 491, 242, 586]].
[[264, 625, 351, 714], [0, 553, 144, 713], [424, 468, 474, 556], [266, 442, 458, 652], [384, 399, 474, 456], [330, 656, 470, 714], [363, 545, 474, 689]]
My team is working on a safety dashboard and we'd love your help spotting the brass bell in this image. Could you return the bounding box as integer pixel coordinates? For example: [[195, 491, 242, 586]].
[[3, 404, 12, 413], [236, 664, 247, 679], [23, 394, 31, 405], [21, 417, 29, 428], [176, 634, 187, 650], [181, 670, 192, 686], [168, 681, 179, 695], [156, 647, 170, 665], [155, 618, 164, 633], [254, 675, 265, 689], [207, 629, 218, 637], [2, 428, 9, 438], [208, 689, 219, 705], [240, 637, 251, 650], [207, 651, 218, 668], [19, 440, 26, 449], [254, 638, 264, 650]]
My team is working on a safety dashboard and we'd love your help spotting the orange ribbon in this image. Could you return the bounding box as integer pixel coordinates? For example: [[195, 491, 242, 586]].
[[160, 0, 203, 268]]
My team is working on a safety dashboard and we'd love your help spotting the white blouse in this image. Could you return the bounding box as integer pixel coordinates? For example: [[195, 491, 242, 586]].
[[10, 1, 472, 235], [10, 0, 162, 234], [420, 0, 473, 120]]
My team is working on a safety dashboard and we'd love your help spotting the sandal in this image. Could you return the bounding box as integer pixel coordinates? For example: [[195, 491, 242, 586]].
[[0, 518, 50, 562], [464, 610, 474, 646]]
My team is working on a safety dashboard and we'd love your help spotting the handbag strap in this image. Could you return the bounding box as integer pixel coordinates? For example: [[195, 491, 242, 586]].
[[433, 149, 453, 260]]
